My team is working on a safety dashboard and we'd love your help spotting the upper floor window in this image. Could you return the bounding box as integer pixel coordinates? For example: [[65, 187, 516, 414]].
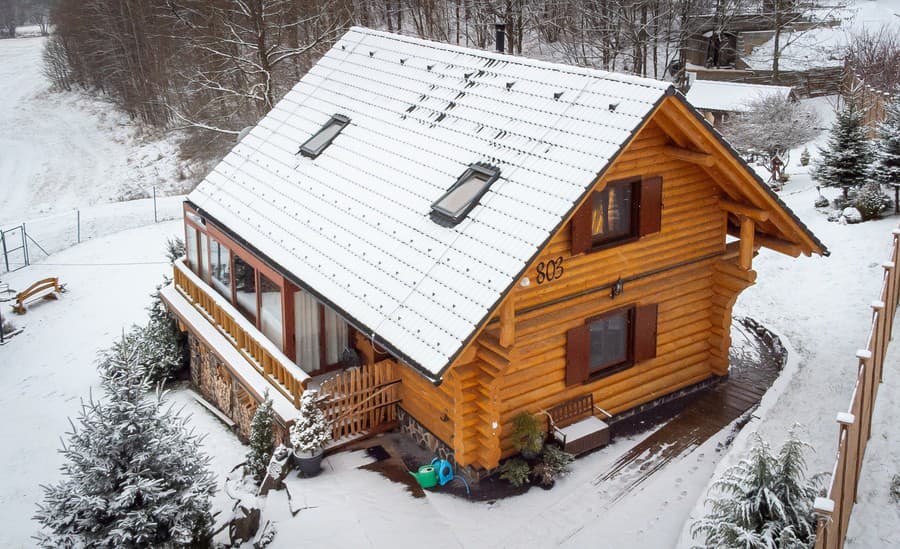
[[566, 303, 658, 385], [571, 175, 663, 254], [299, 114, 350, 158], [431, 163, 500, 227]]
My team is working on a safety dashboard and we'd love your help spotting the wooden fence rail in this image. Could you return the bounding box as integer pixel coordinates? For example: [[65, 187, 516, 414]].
[[319, 359, 401, 444], [813, 228, 900, 549]]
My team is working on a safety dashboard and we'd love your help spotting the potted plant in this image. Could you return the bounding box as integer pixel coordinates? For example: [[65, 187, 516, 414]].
[[511, 412, 544, 459], [289, 391, 332, 476]]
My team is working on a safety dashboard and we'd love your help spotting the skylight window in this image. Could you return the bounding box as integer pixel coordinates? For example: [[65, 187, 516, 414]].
[[430, 163, 500, 227], [299, 114, 350, 158]]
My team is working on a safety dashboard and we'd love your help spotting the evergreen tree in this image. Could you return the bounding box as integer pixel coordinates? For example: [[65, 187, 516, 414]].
[[873, 102, 900, 186], [289, 392, 331, 456], [813, 103, 873, 198], [35, 337, 217, 548], [245, 392, 276, 483], [691, 428, 825, 549]]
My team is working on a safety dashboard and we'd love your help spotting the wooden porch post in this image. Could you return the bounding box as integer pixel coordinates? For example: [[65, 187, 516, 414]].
[[738, 215, 755, 271], [499, 294, 516, 348]]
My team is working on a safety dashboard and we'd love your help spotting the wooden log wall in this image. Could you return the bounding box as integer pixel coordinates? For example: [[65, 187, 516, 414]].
[[388, 109, 778, 471], [473, 118, 737, 468]]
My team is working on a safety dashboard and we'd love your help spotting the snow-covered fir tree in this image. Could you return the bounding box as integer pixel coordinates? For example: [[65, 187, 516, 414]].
[[691, 428, 824, 549], [813, 102, 873, 198], [873, 101, 900, 186], [290, 391, 331, 455], [136, 276, 185, 383], [246, 392, 276, 483], [34, 336, 216, 548]]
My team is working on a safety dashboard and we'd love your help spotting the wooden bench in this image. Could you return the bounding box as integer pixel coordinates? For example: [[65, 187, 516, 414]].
[[545, 394, 612, 456], [12, 277, 66, 314]]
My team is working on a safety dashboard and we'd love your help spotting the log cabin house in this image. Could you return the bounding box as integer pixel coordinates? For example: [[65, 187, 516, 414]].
[[161, 27, 826, 476]]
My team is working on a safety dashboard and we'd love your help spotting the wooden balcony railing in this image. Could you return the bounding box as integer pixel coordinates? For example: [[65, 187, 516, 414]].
[[173, 259, 308, 407]]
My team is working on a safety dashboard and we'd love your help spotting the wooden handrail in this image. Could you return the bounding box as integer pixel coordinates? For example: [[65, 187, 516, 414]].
[[172, 260, 307, 407]]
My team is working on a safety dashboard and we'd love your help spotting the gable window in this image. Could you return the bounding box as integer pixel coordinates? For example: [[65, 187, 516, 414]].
[[571, 175, 663, 254], [566, 303, 658, 385], [431, 163, 500, 226], [299, 114, 350, 158]]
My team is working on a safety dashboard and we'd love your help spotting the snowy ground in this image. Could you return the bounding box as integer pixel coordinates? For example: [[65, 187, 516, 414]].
[[2, 19, 900, 549], [0, 36, 196, 227]]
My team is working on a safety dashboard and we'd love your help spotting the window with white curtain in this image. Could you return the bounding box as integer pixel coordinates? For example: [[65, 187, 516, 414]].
[[294, 289, 321, 374], [324, 305, 349, 364]]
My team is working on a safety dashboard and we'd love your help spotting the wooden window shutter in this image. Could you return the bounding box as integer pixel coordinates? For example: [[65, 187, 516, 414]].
[[566, 323, 591, 386], [570, 195, 593, 255], [638, 176, 663, 236], [633, 303, 658, 363]]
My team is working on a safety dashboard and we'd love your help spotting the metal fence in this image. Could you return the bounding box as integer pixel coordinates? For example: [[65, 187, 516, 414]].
[[813, 227, 900, 549], [0, 192, 185, 274]]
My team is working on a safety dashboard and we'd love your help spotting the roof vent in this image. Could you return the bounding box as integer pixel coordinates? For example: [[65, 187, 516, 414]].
[[430, 163, 501, 227], [298, 114, 350, 159]]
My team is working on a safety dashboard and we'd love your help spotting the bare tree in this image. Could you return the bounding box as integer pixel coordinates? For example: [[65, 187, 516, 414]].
[[721, 94, 820, 183]]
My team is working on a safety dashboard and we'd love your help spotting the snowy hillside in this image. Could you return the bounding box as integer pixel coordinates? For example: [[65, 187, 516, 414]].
[[0, 36, 197, 226]]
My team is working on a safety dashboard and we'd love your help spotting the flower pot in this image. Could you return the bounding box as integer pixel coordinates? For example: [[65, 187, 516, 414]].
[[293, 448, 324, 477]]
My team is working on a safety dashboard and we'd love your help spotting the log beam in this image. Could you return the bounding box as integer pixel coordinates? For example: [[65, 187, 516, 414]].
[[662, 145, 716, 167], [499, 296, 516, 348], [739, 216, 755, 270], [755, 233, 803, 258], [719, 198, 770, 222]]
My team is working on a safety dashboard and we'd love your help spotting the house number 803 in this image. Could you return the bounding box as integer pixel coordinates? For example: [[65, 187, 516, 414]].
[[536, 256, 564, 284]]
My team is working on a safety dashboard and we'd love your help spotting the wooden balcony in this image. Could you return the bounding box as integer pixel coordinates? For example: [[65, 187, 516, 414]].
[[169, 259, 309, 409]]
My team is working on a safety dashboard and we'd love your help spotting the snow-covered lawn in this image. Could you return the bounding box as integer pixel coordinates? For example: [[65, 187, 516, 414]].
[[2, 17, 900, 549], [0, 221, 250, 546]]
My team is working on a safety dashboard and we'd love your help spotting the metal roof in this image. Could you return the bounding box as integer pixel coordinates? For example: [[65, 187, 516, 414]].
[[188, 27, 673, 378]]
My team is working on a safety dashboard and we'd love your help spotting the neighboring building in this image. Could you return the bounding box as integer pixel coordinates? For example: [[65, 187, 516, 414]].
[[161, 27, 826, 476], [685, 79, 796, 126]]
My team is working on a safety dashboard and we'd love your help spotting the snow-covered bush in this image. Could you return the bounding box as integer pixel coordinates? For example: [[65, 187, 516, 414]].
[[813, 194, 830, 208], [842, 207, 863, 224], [532, 444, 574, 486], [854, 182, 890, 221], [813, 103, 873, 198], [691, 428, 825, 549], [873, 102, 900, 186], [289, 391, 331, 455], [498, 458, 531, 487], [246, 392, 276, 483], [800, 148, 811, 167], [34, 336, 216, 548]]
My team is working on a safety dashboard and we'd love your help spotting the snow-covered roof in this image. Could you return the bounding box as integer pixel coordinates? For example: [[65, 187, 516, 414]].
[[685, 79, 794, 113], [188, 27, 672, 379]]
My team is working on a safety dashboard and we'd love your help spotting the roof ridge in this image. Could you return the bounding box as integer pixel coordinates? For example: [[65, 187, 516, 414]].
[[348, 26, 672, 91]]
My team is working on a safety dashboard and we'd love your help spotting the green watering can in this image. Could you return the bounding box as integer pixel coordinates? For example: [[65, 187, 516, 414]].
[[409, 465, 437, 489]]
